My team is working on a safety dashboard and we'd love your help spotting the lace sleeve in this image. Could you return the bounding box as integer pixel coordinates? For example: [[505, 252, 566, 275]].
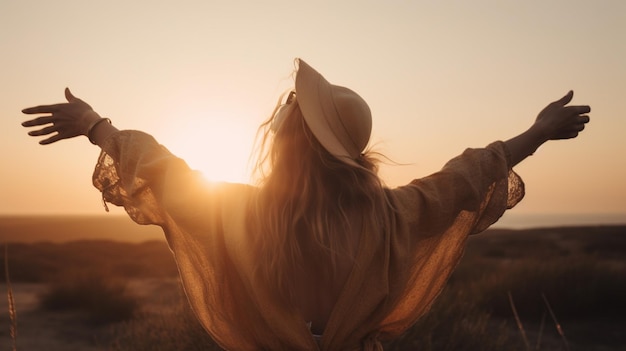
[[393, 141, 525, 236], [92, 130, 198, 225]]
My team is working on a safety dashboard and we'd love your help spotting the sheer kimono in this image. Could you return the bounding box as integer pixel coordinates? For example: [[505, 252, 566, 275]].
[[93, 130, 524, 351]]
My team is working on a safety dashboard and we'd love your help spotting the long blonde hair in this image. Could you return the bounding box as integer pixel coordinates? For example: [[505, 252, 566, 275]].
[[250, 96, 391, 304]]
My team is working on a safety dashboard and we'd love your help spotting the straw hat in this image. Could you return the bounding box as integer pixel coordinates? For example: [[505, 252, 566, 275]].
[[294, 58, 372, 167]]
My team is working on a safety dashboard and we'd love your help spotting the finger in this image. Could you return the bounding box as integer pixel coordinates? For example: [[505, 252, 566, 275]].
[[39, 133, 63, 145], [65, 87, 91, 109], [22, 104, 68, 114], [27, 125, 57, 136], [578, 115, 590, 124], [65, 87, 78, 102], [564, 105, 591, 115], [21, 115, 54, 127], [558, 124, 587, 139], [554, 90, 574, 106], [556, 131, 579, 140]]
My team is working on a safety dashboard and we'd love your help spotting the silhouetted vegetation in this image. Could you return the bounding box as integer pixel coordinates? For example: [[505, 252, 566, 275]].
[[39, 268, 139, 324], [1, 240, 177, 282], [3, 225, 626, 349], [108, 301, 221, 351]]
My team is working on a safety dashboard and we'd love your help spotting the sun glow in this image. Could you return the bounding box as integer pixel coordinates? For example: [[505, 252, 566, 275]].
[[181, 139, 252, 184], [160, 106, 258, 184]]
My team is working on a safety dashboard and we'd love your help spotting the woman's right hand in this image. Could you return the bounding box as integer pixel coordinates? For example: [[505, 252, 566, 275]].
[[505, 91, 591, 166], [531, 90, 591, 142], [21, 88, 102, 145]]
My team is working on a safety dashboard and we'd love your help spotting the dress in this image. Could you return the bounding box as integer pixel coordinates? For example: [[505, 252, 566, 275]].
[[93, 130, 524, 351]]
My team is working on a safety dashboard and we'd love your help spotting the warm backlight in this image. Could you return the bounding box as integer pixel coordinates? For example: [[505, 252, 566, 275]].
[[161, 106, 256, 184]]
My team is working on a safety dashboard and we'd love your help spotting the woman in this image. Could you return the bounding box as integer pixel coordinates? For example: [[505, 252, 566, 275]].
[[21, 59, 590, 351]]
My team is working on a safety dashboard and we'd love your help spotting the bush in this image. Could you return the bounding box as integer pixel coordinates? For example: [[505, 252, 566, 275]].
[[1, 240, 178, 283], [107, 300, 221, 351], [39, 268, 139, 324], [468, 257, 626, 321]]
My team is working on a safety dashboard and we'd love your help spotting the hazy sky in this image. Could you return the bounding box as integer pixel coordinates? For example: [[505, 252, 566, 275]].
[[1, 0, 624, 217]]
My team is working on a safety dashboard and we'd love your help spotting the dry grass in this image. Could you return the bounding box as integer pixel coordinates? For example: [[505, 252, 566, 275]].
[[1, 240, 177, 283], [3, 225, 626, 350], [38, 268, 139, 324], [384, 288, 516, 351], [107, 300, 221, 351], [4, 244, 18, 351]]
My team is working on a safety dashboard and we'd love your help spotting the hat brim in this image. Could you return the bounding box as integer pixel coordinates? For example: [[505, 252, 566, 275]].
[[296, 59, 369, 167]]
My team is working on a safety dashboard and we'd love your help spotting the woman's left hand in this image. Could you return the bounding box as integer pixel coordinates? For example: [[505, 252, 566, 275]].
[[22, 88, 101, 145]]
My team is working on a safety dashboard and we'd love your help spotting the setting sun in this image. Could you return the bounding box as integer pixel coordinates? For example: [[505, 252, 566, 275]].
[[2, 1, 624, 215], [159, 105, 258, 184]]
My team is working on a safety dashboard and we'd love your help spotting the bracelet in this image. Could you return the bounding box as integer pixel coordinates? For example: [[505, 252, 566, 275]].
[[87, 118, 112, 145]]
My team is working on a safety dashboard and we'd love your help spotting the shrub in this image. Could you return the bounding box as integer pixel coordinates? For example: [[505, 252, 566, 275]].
[[39, 268, 138, 324], [467, 256, 626, 321], [107, 300, 221, 351], [1, 240, 178, 283]]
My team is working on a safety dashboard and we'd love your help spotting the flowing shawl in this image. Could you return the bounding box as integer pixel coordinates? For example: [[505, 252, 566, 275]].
[[93, 131, 524, 351]]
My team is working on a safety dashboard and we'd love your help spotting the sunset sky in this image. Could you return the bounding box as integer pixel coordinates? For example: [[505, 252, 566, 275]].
[[1, 1, 624, 220]]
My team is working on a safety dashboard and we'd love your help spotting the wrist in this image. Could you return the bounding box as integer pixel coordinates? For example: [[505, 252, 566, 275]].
[[527, 123, 550, 145], [87, 118, 112, 144], [505, 125, 549, 167], [81, 110, 102, 135]]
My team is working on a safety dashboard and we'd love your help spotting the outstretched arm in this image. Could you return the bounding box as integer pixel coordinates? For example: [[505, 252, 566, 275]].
[[21, 88, 119, 147], [505, 91, 590, 167]]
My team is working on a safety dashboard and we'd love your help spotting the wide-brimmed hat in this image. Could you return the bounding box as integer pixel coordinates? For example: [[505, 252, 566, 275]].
[[295, 58, 372, 167]]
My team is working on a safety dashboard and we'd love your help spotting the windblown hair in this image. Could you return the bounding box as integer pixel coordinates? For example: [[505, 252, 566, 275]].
[[249, 96, 393, 305]]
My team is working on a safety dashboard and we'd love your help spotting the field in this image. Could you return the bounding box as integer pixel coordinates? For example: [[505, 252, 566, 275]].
[[1, 217, 625, 350]]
